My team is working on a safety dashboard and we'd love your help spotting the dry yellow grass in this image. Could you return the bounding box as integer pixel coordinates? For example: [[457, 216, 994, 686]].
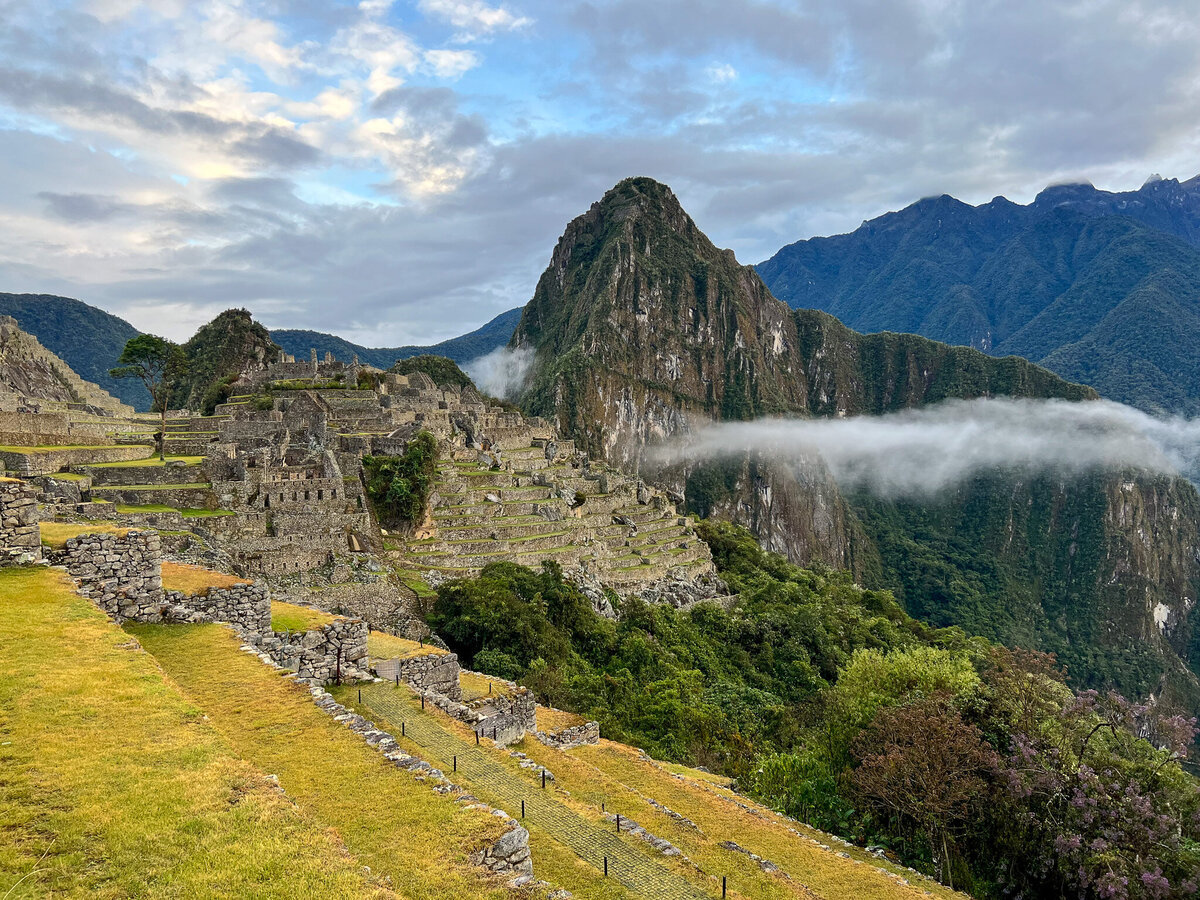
[[160, 561, 249, 596], [269, 600, 337, 632], [0, 566, 387, 899], [39, 520, 130, 548], [367, 630, 448, 660], [460, 670, 512, 701], [131, 624, 515, 900], [537, 706, 585, 732]]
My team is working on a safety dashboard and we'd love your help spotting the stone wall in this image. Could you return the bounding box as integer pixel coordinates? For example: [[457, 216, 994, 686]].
[[0, 479, 41, 564], [375, 651, 462, 700], [163, 582, 270, 633], [536, 719, 600, 750], [472, 689, 538, 747], [0, 411, 112, 447], [58, 529, 165, 620], [257, 618, 369, 683]]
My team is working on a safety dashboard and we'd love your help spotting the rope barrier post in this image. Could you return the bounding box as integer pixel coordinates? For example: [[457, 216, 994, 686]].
[[521, 799, 525, 818], [421, 695, 425, 710], [475, 730, 479, 745], [616, 813, 621, 833], [722, 875, 727, 898], [603, 856, 608, 878], [357, 688, 361, 703], [401, 722, 405, 737], [541, 768, 546, 789], [453, 755, 457, 773]]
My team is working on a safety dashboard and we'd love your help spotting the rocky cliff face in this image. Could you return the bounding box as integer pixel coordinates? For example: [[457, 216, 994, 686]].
[[513, 176, 1200, 714]]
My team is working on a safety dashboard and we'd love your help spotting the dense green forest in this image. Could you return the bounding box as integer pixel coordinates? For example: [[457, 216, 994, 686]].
[[427, 522, 1200, 898]]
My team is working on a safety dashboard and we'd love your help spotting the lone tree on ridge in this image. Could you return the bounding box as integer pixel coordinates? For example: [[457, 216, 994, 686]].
[[110, 335, 187, 461]]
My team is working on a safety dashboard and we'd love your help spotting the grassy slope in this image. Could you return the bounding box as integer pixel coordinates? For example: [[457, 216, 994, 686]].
[[131, 624, 514, 900], [340, 679, 958, 900], [269, 599, 336, 631], [0, 567, 382, 899]]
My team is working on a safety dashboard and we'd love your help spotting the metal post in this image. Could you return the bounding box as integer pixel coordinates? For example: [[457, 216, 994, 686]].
[[357, 688, 361, 703], [475, 730, 480, 745], [395, 672, 399, 687], [603, 857, 608, 877], [722, 875, 727, 898], [453, 755, 457, 773], [488, 682, 492, 695], [421, 696, 425, 709], [616, 814, 621, 832], [401, 722, 405, 737], [521, 800, 525, 818], [541, 768, 546, 789]]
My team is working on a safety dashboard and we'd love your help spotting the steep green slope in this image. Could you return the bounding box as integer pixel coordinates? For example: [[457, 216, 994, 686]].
[[272, 307, 521, 370], [757, 176, 1200, 414], [0, 293, 147, 408], [171, 309, 279, 413], [512, 176, 1200, 722]]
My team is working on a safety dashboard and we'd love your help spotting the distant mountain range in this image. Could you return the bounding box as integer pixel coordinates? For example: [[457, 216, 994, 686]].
[[0, 294, 520, 411], [757, 175, 1200, 414], [270, 308, 521, 370]]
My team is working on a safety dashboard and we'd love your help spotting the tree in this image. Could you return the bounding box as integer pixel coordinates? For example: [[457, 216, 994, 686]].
[[851, 697, 997, 889], [110, 335, 187, 460]]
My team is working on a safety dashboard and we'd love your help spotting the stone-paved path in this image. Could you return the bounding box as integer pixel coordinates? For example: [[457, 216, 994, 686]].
[[358, 683, 713, 900]]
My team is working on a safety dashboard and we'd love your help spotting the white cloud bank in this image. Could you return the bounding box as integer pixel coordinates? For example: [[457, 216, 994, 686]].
[[464, 345, 533, 399], [654, 398, 1200, 498]]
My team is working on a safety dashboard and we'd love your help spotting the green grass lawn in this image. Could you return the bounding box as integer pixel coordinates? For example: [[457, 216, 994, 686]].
[[0, 567, 386, 899], [270, 600, 337, 632], [39, 521, 131, 548], [132, 624, 515, 900], [87, 455, 205, 468], [114, 503, 234, 517]]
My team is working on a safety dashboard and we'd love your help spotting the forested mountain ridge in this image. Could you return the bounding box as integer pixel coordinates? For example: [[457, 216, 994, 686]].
[[511, 176, 1200, 723], [0, 293, 147, 408], [757, 174, 1200, 413]]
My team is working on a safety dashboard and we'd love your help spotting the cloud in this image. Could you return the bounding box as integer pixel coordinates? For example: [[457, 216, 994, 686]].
[[419, 0, 532, 38], [464, 345, 533, 399], [1, 0, 1199, 352], [652, 398, 1200, 499]]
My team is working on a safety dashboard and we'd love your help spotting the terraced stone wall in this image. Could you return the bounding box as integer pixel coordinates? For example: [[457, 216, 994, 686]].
[[163, 582, 271, 633], [0, 479, 41, 564], [536, 719, 600, 750], [0, 411, 112, 446], [58, 529, 164, 620], [258, 618, 369, 682], [375, 651, 462, 699]]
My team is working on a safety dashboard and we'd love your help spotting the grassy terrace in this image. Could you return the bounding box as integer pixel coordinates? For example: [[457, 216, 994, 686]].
[[130, 624, 514, 900], [367, 630, 447, 661], [0, 568, 382, 898], [39, 521, 131, 548], [270, 600, 337, 632], [88, 455, 204, 468], [93, 482, 210, 491], [161, 562, 249, 596], [114, 504, 234, 517]]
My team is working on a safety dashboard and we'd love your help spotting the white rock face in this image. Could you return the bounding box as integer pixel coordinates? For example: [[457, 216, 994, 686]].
[[1154, 601, 1172, 632]]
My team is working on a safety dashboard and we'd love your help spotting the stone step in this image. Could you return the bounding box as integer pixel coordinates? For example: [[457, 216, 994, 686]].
[[78, 458, 206, 487], [0, 444, 153, 476], [412, 529, 578, 556], [398, 541, 586, 571], [431, 500, 556, 521], [435, 517, 575, 542], [434, 485, 556, 504]]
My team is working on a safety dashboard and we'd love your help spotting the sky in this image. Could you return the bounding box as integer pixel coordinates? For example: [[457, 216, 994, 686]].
[[1, 1, 1198, 346]]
